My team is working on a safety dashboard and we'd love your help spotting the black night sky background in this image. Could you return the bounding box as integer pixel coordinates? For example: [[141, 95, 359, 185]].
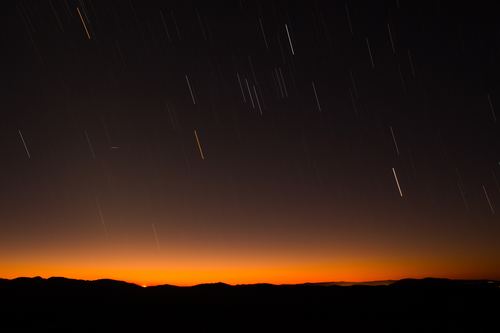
[[1, 0, 500, 285]]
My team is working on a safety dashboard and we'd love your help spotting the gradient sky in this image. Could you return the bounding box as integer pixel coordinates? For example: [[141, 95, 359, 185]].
[[2, 0, 500, 286]]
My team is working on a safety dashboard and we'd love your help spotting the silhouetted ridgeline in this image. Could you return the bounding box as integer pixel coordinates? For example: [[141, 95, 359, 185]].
[[1, 277, 499, 331]]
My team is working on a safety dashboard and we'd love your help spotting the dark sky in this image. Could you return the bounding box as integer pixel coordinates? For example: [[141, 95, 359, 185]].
[[1, 0, 500, 285]]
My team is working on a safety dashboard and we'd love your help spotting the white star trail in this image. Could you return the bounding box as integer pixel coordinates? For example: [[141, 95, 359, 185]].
[[366, 38, 375, 68], [392, 167, 403, 197], [245, 78, 255, 108], [18, 129, 31, 159], [487, 94, 497, 122], [95, 197, 108, 238], [84, 130, 96, 159], [482, 185, 495, 215], [312, 81, 322, 112], [278, 67, 288, 97], [194, 129, 205, 160], [185, 74, 196, 104], [387, 23, 396, 54], [77, 7, 91, 39], [236, 72, 246, 103], [390, 126, 400, 156], [152, 223, 160, 250], [345, 3, 353, 35], [259, 18, 269, 49], [253, 85, 263, 115], [285, 24, 295, 55]]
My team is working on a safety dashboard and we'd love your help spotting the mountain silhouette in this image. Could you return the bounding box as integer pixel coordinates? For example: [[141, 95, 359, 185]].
[[1, 277, 499, 331]]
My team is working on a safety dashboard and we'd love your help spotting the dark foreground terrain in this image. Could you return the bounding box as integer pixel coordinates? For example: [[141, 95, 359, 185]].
[[1, 277, 499, 331]]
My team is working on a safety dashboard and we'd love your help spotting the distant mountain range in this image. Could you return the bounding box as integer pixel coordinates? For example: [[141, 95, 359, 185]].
[[3, 276, 498, 288], [1, 276, 499, 330]]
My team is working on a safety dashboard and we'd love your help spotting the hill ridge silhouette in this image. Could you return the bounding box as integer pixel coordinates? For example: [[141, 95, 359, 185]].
[[6, 276, 498, 288], [2, 276, 499, 330]]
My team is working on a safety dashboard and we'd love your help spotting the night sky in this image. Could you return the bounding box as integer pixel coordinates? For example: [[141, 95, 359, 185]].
[[2, 0, 500, 286]]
